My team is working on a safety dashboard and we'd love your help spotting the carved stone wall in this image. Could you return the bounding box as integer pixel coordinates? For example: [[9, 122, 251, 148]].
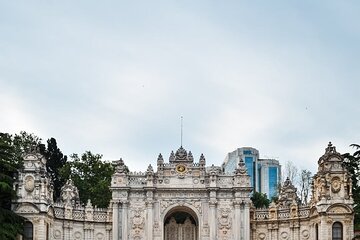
[[250, 143, 354, 240], [13, 143, 354, 240]]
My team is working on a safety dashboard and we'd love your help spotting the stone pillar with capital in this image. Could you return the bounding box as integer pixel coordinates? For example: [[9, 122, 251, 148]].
[[121, 201, 129, 240], [209, 199, 217, 240], [112, 202, 119, 240], [243, 202, 251, 240], [234, 201, 241, 240], [319, 216, 328, 240], [146, 200, 154, 240]]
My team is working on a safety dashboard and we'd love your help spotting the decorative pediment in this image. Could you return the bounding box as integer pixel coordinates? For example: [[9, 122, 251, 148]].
[[15, 203, 40, 214], [326, 204, 352, 214], [169, 146, 194, 163]]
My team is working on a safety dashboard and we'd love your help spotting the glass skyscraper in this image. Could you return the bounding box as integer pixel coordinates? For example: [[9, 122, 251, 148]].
[[222, 147, 281, 198]]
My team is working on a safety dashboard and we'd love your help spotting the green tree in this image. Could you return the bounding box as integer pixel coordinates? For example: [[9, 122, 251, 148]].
[[12, 131, 44, 166], [0, 133, 25, 239], [61, 151, 114, 208], [44, 138, 68, 202], [251, 192, 270, 208], [343, 144, 360, 229]]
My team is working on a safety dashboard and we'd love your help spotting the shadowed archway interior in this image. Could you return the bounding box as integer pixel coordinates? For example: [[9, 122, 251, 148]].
[[164, 207, 198, 240]]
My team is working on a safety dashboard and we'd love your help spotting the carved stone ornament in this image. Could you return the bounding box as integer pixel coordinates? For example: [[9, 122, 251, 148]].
[[301, 229, 310, 239], [16, 204, 40, 214], [53, 229, 62, 239], [327, 206, 350, 214], [258, 232, 266, 240], [113, 158, 127, 173], [331, 177, 341, 193], [24, 175, 35, 192], [176, 164, 187, 173], [74, 231, 82, 240], [218, 206, 232, 230], [280, 231, 288, 239], [130, 209, 145, 239], [96, 232, 104, 240], [60, 179, 80, 205]]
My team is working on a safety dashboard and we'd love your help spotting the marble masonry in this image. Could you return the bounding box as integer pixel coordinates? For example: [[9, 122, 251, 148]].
[[13, 143, 354, 239]]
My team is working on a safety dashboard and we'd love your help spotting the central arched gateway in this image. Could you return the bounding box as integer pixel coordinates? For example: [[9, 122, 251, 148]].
[[164, 206, 198, 240]]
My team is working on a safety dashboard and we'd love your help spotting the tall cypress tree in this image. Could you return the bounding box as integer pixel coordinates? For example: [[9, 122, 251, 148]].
[[45, 138, 67, 202]]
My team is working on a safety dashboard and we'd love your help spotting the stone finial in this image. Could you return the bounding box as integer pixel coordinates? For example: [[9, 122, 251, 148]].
[[157, 153, 164, 164], [277, 178, 300, 206], [325, 142, 336, 154], [146, 164, 154, 175], [317, 142, 342, 169], [113, 158, 127, 174], [85, 199, 94, 221], [86, 199, 93, 208], [188, 151, 194, 162], [175, 146, 187, 161], [199, 154, 206, 165], [60, 179, 80, 206], [169, 151, 175, 162], [235, 159, 247, 175]]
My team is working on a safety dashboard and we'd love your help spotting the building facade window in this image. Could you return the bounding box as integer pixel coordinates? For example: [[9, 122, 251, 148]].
[[268, 167, 278, 198], [315, 223, 319, 240], [245, 156, 254, 188], [332, 222, 343, 240], [24, 221, 33, 240]]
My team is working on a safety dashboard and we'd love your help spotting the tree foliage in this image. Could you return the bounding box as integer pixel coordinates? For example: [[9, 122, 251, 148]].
[[0, 133, 25, 239], [44, 138, 67, 201], [251, 192, 270, 208], [12, 131, 44, 165], [61, 151, 114, 208], [342, 144, 360, 229]]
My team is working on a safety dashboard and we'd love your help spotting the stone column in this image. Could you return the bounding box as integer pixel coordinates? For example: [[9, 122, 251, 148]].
[[234, 202, 241, 240], [243, 203, 250, 240], [209, 201, 217, 240], [319, 216, 328, 240], [146, 201, 154, 240], [112, 202, 119, 240], [122, 202, 128, 240], [34, 218, 46, 240]]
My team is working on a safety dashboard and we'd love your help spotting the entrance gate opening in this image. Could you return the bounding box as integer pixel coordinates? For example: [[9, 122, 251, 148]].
[[164, 207, 198, 240]]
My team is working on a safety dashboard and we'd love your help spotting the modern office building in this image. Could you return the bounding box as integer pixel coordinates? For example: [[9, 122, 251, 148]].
[[258, 158, 281, 198], [222, 147, 281, 198]]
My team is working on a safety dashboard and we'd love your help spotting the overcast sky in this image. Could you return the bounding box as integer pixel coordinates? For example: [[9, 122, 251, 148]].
[[1, 1, 359, 174]]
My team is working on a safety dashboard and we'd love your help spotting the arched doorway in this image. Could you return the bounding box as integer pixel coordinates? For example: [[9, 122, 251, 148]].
[[164, 206, 198, 240]]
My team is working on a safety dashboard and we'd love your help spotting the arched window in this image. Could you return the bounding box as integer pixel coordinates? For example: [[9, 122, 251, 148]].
[[24, 221, 33, 240], [315, 223, 319, 240], [332, 222, 343, 240]]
